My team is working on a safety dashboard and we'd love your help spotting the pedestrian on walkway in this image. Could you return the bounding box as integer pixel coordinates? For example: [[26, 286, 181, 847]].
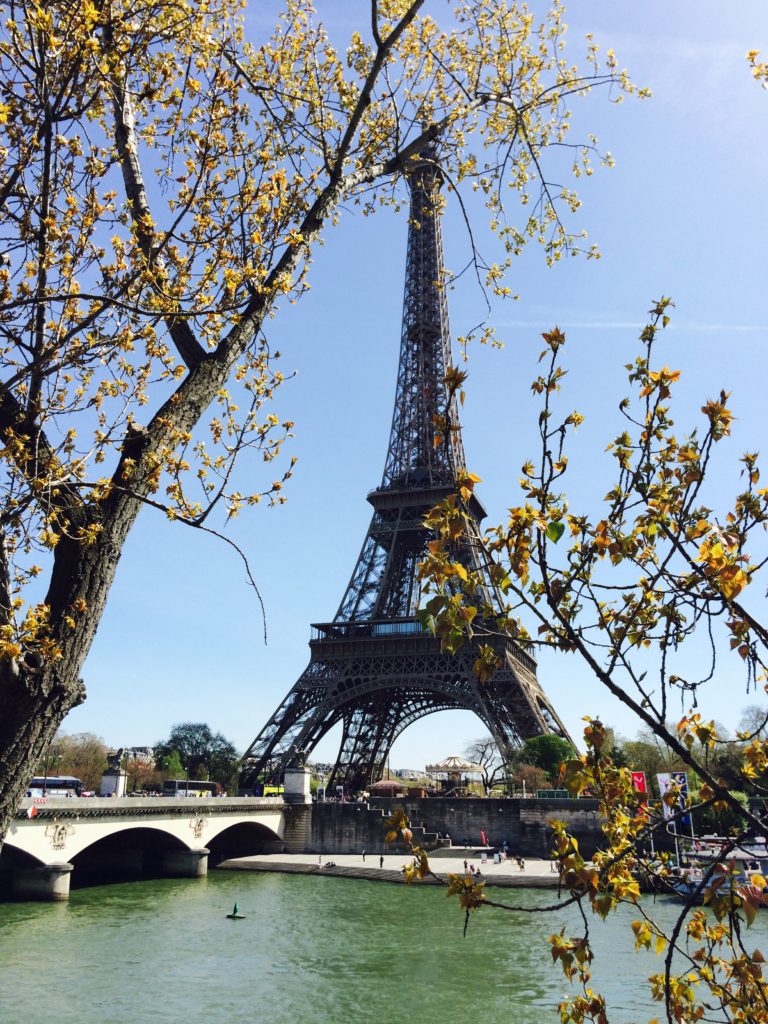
[[362, 849, 366, 862], [379, 854, 384, 868]]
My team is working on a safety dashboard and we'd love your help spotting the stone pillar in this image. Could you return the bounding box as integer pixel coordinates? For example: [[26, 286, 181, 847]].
[[100, 770, 128, 797], [283, 766, 311, 804], [12, 862, 74, 901], [162, 848, 209, 878], [283, 805, 312, 853]]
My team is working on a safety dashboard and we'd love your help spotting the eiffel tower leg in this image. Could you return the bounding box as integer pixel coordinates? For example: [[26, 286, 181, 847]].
[[239, 666, 344, 788], [327, 708, 370, 793], [365, 700, 404, 783], [329, 698, 406, 794]]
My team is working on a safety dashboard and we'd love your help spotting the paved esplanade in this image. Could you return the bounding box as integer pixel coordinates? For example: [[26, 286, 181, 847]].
[[222, 851, 563, 889]]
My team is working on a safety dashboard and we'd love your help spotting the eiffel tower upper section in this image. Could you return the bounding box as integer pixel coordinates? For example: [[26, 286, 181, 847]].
[[334, 147, 494, 626], [239, 148, 570, 794], [380, 149, 466, 492]]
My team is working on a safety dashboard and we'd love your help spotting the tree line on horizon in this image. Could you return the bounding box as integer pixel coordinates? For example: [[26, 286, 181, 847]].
[[468, 704, 764, 836], [36, 721, 240, 792]]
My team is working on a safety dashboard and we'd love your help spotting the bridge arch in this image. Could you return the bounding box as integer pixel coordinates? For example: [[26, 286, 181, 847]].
[[71, 826, 189, 886], [0, 841, 46, 871], [207, 821, 284, 863]]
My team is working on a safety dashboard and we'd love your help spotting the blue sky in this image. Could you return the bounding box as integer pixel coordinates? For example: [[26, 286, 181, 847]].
[[63, 2, 768, 767]]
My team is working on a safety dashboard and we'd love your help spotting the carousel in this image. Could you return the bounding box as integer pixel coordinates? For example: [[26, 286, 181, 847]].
[[425, 755, 484, 796]]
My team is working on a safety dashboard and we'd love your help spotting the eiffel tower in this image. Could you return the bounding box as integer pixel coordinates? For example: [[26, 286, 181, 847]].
[[240, 150, 570, 795]]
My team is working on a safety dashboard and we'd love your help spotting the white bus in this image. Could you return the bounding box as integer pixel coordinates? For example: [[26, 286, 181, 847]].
[[27, 775, 83, 797]]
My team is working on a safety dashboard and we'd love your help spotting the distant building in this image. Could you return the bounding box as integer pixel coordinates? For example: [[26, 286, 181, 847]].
[[123, 746, 155, 763]]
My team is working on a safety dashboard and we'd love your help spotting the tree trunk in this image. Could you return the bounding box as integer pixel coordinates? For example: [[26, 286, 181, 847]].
[[0, 451, 152, 843], [0, 314, 250, 841], [0, 665, 85, 845]]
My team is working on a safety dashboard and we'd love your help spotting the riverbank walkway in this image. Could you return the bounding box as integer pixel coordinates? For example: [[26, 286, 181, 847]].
[[219, 851, 562, 889]]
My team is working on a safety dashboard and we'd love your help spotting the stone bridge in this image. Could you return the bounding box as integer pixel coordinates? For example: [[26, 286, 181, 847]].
[[1, 796, 309, 900]]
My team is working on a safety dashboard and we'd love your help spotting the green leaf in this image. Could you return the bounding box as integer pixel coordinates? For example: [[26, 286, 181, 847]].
[[546, 520, 565, 543]]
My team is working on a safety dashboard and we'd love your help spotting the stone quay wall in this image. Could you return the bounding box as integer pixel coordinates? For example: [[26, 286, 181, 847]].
[[310, 802, 398, 856], [310, 797, 603, 858], [372, 797, 603, 858]]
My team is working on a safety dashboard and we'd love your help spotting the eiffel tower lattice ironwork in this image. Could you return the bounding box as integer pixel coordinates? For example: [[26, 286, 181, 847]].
[[240, 152, 570, 795]]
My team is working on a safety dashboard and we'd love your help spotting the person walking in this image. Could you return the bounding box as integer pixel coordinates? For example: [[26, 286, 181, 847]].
[[362, 849, 366, 862], [379, 854, 384, 868]]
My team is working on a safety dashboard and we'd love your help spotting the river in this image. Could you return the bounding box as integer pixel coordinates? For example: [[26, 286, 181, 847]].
[[1, 871, 765, 1024]]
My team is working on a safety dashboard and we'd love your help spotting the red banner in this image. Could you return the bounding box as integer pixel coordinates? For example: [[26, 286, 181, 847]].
[[631, 772, 648, 816], [631, 771, 647, 794]]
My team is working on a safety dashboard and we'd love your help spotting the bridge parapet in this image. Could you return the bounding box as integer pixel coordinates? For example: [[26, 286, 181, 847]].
[[16, 795, 285, 821]]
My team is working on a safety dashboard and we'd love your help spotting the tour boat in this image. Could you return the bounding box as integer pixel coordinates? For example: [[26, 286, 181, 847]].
[[670, 835, 768, 906]]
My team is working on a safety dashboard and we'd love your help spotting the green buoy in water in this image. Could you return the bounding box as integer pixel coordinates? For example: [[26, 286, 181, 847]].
[[227, 902, 246, 920]]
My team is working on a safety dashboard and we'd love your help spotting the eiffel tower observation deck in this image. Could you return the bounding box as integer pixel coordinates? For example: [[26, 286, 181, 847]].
[[239, 149, 570, 795]]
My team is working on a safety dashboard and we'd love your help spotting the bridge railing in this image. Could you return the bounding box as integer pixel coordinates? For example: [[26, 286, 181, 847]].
[[17, 795, 286, 817]]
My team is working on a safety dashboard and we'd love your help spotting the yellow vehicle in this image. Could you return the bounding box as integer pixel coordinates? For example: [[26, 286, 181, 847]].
[[262, 784, 284, 797]]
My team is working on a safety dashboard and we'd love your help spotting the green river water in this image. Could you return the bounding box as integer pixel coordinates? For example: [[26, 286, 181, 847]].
[[1, 871, 765, 1024]]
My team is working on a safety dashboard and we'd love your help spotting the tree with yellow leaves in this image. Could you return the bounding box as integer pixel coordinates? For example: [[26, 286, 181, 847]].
[[416, 301, 768, 1022], [0, 0, 638, 841]]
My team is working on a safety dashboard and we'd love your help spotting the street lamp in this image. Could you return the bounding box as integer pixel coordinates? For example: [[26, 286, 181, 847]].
[[43, 748, 61, 795]]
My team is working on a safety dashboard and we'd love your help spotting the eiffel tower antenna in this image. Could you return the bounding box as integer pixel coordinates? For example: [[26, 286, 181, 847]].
[[240, 143, 570, 794]]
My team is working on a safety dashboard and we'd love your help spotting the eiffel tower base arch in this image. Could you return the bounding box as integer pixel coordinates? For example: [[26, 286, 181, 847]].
[[240, 630, 567, 795]]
